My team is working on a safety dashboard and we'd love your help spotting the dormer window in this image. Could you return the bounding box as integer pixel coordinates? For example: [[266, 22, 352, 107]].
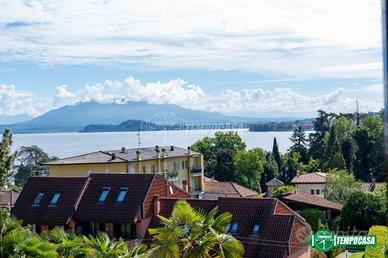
[[98, 187, 111, 202], [226, 222, 238, 235], [49, 192, 61, 205], [252, 224, 260, 236], [116, 187, 128, 203], [33, 192, 45, 206]]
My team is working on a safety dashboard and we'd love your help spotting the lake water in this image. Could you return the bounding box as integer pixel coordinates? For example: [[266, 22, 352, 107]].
[[11, 129, 300, 158]]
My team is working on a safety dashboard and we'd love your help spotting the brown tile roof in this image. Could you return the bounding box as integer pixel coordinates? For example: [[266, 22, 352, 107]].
[[363, 182, 385, 192], [11, 177, 90, 225], [145, 197, 310, 258], [280, 190, 342, 210], [204, 181, 257, 197], [290, 172, 327, 184], [74, 174, 156, 223], [46, 146, 200, 165]]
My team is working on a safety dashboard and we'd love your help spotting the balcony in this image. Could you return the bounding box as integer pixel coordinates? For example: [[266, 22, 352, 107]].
[[190, 168, 202, 176], [158, 170, 178, 180]]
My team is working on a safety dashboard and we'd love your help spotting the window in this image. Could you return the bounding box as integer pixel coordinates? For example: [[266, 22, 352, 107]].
[[173, 162, 177, 170], [316, 189, 320, 195], [98, 187, 111, 202], [116, 187, 128, 203], [225, 223, 231, 233], [252, 224, 260, 236], [127, 166, 135, 174], [33, 192, 45, 206], [181, 161, 185, 169], [310, 189, 314, 195], [142, 166, 146, 173], [230, 222, 239, 235], [49, 192, 61, 205], [151, 165, 156, 173]]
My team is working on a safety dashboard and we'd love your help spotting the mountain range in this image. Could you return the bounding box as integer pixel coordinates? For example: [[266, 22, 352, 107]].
[[0, 101, 308, 134]]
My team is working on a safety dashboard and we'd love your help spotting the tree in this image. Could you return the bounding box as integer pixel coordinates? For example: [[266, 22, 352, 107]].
[[191, 136, 215, 176], [280, 152, 300, 183], [300, 209, 326, 232], [272, 137, 282, 170], [352, 126, 372, 181], [272, 185, 296, 198], [213, 131, 246, 153], [14, 145, 57, 186], [263, 152, 278, 182], [148, 200, 244, 258], [234, 148, 265, 191], [323, 170, 362, 204], [0, 129, 14, 188], [213, 149, 236, 182], [309, 110, 336, 161], [288, 126, 308, 163], [340, 136, 357, 173], [340, 191, 386, 230]]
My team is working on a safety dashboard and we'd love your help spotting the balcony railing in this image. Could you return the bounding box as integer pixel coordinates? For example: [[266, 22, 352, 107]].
[[190, 168, 202, 174]]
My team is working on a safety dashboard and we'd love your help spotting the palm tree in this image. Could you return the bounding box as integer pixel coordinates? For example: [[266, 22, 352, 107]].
[[147, 201, 244, 258]]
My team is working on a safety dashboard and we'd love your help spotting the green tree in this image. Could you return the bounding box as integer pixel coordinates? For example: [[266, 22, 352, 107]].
[[280, 152, 300, 183], [14, 145, 58, 186], [213, 131, 246, 152], [300, 209, 326, 232], [191, 137, 215, 176], [309, 110, 336, 161], [272, 137, 282, 170], [272, 185, 296, 198], [234, 148, 265, 191], [323, 170, 362, 204], [263, 152, 279, 182], [352, 126, 372, 181], [288, 126, 308, 163], [214, 149, 236, 182], [340, 136, 357, 173], [340, 191, 386, 230], [0, 129, 14, 188], [148, 200, 244, 258]]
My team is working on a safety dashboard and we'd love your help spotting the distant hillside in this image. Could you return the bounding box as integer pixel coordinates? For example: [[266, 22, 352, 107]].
[[0, 101, 311, 134], [82, 119, 179, 132]]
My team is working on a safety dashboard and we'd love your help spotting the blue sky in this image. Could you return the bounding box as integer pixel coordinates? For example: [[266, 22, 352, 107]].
[[0, 0, 384, 118]]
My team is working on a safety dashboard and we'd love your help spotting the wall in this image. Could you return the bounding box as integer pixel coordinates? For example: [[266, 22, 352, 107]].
[[295, 183, 325, 197], [48, 163, 128, 177]]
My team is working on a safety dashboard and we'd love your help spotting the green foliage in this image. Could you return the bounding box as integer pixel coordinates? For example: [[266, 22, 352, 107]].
[[280, 152, 300, 183], [272, 185, 296, 197], [340, 191, 387, 230], [309, 110, 336, 161], [148, 200, 244, 258], [272, 137, 282, 171], [288, 126, 308, 163], [234, 148, 265, 191], [364, 226, 387, 258], [0, 129, 14, 188], [14, 145, 58, 186], [300, 209, 326, 232], [324, 170, 362, 204], [263, 152, 279, 183], [213, 149, 236, 182]]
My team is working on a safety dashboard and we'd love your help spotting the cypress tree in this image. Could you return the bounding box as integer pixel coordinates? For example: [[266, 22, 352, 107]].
[[272, 137, 281, 170], [0, 129, 14, 188]]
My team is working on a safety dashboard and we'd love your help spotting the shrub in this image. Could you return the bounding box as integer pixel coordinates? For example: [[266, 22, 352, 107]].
[[364, 225, 387, 258], [272, 185, 296, 197], [300, 208, 326, 232], [310, 248, 327, 258]]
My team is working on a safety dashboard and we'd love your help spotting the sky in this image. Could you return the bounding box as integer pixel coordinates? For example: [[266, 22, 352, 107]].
[[0, 0, 385, 119]]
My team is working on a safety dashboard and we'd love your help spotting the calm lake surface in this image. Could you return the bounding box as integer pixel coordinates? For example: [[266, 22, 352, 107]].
[[12, 129, 302, 158]]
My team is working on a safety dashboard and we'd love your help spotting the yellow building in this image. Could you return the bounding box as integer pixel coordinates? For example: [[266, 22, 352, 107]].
[[46, 146, 204, 196]]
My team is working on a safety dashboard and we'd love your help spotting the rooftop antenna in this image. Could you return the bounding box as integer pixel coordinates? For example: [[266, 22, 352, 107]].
[[137, 121, 142, 149], [356, 99, 360, 126]]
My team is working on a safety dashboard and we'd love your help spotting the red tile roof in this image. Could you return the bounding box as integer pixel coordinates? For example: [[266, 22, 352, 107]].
[[280, 190, 342, 210], [145, 197, 311, 258], [11, 177, 90, 225], [204, 181, 257, 197], [290, 172, 327, 184]]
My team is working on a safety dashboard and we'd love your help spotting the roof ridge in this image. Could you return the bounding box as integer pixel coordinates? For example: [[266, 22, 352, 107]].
[[99, 150, 129, 162]]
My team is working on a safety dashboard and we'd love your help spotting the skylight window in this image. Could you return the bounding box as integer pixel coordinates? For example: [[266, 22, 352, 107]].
[[116, 187, 128, 203], [49, 192, 61, 205], [252, 224, 260, 236], [230, 222, 239, 235], [226, 223, 231, 233], [33, 192, 45, 206], [98, 187, 111, 202]]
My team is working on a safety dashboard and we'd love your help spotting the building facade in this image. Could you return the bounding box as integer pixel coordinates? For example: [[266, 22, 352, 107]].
[[46, 146, 204, 195]]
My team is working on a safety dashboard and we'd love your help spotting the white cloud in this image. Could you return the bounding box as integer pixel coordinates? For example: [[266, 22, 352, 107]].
[[0, 0, 383, 79], [50, 77, 383, 116]]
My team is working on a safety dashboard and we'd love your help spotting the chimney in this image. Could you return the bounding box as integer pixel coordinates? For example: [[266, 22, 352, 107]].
[[182, 180, 189, 192], [111, 153, 116, 160], [121, 147, 126, 153], [187, 146, 191, 155], [136, 150, 142, 161], [156, 145, 160, 158], [153, 195, 160, 216], [170, 146, 174, 151], [297, 170, 300, 177], [162, 148, 167, 158]]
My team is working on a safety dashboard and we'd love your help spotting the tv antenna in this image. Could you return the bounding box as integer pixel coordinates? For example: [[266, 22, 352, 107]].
[[356, 99, 360, 126]]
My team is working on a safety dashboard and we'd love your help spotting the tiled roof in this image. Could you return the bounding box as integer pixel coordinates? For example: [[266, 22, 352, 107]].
[[290, 172, 327, 184], [204, 181, 257, 197], [0, 187, 19, 207], [363, 182, 385, 192], [266, 178, 284, 187], [280, 190, 342, 210], [11, 177, 90, 225], [74, 174, 156, 223], [145, 197, 310, 258], [45, 146, 200, 165]]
